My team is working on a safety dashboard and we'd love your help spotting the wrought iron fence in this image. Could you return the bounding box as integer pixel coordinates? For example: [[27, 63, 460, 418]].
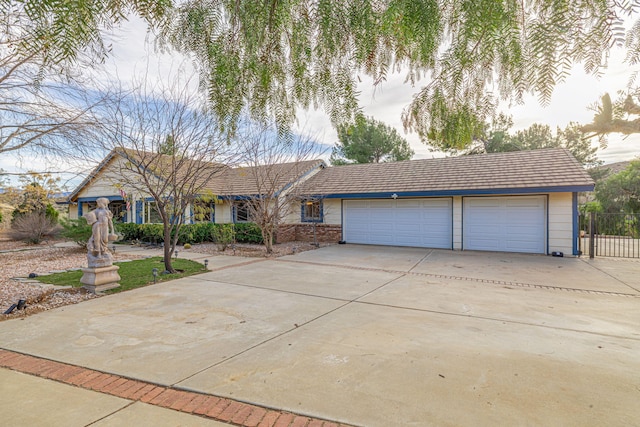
[[579, 212, 640, 258]]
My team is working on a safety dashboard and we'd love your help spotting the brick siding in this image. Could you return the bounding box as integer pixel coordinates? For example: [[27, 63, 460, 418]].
[[276, 224, 342, 243]]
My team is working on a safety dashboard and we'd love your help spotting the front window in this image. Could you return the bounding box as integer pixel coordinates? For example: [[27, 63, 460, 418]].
[[302, 199, 322, 222], [147, 201, 162, 223], [235, 201, 250, 223]]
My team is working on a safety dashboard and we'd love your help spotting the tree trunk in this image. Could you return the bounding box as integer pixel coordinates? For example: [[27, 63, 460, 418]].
[[263, 226, 273, 254], [163, 224, 175, 273]]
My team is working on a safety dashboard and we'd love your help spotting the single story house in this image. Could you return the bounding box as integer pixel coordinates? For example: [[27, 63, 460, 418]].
[[66, 148, 325, 226], [68, 147, 594, 256]]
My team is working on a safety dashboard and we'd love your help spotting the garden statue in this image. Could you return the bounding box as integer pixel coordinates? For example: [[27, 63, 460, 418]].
[[81, 197, 120, 292], [85, 197, 117, 262]]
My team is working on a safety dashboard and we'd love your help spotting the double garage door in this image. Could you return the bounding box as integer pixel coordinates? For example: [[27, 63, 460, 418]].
[[343, 199, 453, 249], [343, 196, 546, 254]]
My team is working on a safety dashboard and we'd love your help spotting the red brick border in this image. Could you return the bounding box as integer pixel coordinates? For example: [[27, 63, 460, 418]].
[[0, 349, 354, 427]]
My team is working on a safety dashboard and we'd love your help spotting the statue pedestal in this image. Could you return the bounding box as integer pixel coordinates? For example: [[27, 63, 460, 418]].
[[81, 265, 121, 294]]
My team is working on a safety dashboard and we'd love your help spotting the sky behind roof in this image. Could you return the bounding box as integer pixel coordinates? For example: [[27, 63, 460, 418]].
[[2, 15, 640, 189]]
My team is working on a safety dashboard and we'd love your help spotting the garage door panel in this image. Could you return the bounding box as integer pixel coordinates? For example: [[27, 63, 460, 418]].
[[344, 199, 452, 249], [396, 211, 421, 221], [505, 239, 541, 252], [396, 199, 422, 208], [464, 196, 546, 254]]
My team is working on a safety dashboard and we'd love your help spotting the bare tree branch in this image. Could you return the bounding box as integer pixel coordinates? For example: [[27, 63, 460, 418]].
[[91, 69, 239, 272], [0, 9, 107, 161], [226, 122, 328, 254]]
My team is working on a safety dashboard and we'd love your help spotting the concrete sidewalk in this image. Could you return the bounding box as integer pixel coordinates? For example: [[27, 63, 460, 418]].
[[2, 245, 639, 426]]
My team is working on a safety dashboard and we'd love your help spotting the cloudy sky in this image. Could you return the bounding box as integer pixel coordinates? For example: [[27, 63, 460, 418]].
[[3, 16, 639, 188]]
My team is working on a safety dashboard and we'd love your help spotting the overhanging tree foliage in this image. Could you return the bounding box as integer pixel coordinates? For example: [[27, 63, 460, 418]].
[[163, 0, 637, 149], [330, 115, 414, 165], [582, 92, 640, 138], [0, 0, 170, 67]]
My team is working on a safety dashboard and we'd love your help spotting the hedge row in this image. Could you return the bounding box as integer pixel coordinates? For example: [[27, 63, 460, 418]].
[[115, 222, 263, 245]]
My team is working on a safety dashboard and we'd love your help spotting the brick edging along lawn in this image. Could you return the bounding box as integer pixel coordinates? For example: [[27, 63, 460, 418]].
[[0, 349, 354, 427]]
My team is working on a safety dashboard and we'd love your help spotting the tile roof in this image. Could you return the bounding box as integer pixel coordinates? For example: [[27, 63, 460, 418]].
[[301, 148, 595, 196], [69, 148, 325, 200], [206, 159, 326, 196]]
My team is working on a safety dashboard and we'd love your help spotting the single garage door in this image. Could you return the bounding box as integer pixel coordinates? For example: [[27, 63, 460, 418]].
[[463, 196, 546, 253], [343, 198, 452, 248]]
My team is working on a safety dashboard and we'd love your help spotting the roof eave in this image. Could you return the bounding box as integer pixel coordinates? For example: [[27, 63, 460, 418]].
[[67, 149, 120, 202], [319, 185, 595, 199]]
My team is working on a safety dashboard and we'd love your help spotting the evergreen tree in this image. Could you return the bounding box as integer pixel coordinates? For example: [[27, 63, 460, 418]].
[[331, 115, 414, 165]]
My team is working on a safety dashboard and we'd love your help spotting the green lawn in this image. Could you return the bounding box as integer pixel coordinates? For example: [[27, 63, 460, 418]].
[[35, 257, 206, 293]]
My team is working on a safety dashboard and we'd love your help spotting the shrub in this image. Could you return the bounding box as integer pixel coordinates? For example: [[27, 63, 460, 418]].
[[212, 223, 235, 251], [60, 217, 92, 248], [92, 221, 264, 246], [183, 243, 192, 249], [12, 202, 59, 224], [10, 212, 61, 244], [235, 222, 263, 244], [139, 223, 164, 244], [115, 222, 143, 241], [176, 225, 195, 245], [190, 222, 216, 243], [44, 204, 59, 221]]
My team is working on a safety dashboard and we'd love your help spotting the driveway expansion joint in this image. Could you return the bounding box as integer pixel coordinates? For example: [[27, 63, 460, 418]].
[[578, 257, 640, 293], [275, 259, 639, 297], [0, 348, 356, 427]]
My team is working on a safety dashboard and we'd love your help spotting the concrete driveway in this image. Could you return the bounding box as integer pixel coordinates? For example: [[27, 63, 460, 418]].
[[1, 245, 639, 426]]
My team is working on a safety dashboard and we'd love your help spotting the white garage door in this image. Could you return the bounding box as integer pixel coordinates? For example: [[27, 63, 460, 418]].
[[463, 196, 546, 254], [343, 198, 452, 248]]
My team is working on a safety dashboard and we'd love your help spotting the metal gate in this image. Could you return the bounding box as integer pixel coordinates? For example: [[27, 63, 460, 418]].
[[579, 212, 640, 258]]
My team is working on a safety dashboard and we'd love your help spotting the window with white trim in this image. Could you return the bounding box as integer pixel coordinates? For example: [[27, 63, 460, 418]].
[[301, 199, 322, 222]]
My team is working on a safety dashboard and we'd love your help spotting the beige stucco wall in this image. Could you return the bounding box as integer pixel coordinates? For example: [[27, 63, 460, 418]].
[[75, 157, 134, 199], [548, 192, 575, 255], [215, 202, 232, 223], [322, 199, 342, 225], [68, 207, 79, 220], [452, 196, 462, 250]]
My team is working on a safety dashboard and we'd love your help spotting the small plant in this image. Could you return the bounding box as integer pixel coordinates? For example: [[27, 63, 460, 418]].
[[9, 212, 61, 244], [212, 223, 235, 251], [60, 217, 92, 248], [183, 243, 192, 249]]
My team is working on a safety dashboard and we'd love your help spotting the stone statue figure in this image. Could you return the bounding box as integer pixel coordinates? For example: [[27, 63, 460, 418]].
[[84, 197, 117, 268]]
